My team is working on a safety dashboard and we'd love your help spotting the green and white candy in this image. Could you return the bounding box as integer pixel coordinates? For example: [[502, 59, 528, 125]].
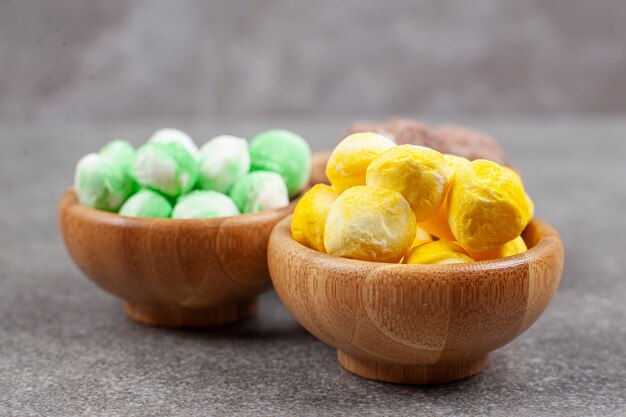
[[74, 153, 134, 212], [149, 128, 199, 160], [198, 135, 250, 193], [250, 129, 311, 198], [172, 190, 240, 219], [99, 139, 135, 175], [229, 171, 289, 214], [133, 141, 199, 198], [119, 189, 173, 218]]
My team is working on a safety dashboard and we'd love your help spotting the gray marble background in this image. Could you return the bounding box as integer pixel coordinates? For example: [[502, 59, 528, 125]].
[[2, 0, 626, 128]]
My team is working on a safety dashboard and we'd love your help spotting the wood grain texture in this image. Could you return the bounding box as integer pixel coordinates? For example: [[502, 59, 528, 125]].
[[59, 189, 297, 327], [268, 216, 564, 384]]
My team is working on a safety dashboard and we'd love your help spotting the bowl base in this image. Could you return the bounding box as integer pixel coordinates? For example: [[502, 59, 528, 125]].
[[124, 300, 257, 328], [337, 351, 488, 384]]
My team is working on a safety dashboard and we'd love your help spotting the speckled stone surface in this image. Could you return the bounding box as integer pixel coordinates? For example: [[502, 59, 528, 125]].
[[1, 119, 625, 416]]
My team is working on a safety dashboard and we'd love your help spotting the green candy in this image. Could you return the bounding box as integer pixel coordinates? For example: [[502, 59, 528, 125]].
[[249, 129, 311, 198], [198, 135, 250, 193], [229, 171, 289, 214], [172, 190, 240, 219], [119, 189, 173, 218], [149, 128, 199, 160], [99, 140, 135, 175], [74, 153, 134, 212], [133, 142, 199, 198]]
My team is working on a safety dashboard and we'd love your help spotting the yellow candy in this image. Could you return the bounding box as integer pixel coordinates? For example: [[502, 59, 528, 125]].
[[525, 192, 535, 220], [404, 240, 473, 265], [412, 225, 433, 248], [366, 145, 453, 221], [467, 236, 528, 261], [324, 186, 416, 263], [419, 201, 454, 241], [419, 153, 470, 240], [291, 184, 339, 253], [503, 167, 535, 225], [448, 160, 531, 252], [326, 132, 395, 193], [443, 153, 471, 169]]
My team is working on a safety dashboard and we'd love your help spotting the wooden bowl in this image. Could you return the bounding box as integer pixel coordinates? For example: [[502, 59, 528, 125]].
[[59, 189, 298, 327], [268, 216, 564, 384]]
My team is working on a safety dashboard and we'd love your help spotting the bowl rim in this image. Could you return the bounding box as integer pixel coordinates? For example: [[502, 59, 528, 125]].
[[60, 187, 300, 227], [271, 214, 562, 275]]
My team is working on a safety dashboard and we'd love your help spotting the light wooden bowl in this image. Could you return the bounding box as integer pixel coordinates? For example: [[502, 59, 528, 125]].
[[268, 216, 564, 384], [59, 189, 298, 327]]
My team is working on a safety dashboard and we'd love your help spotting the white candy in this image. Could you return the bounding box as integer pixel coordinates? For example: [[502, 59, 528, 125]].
[[149, 128, 199, 160], [172, 190, 240, 219], [198, 135, 250, 193], [252, 176, 290, 212], [74, 153, 133, 211], [133, 142, 199, 198], [229, 171, 290, 214]]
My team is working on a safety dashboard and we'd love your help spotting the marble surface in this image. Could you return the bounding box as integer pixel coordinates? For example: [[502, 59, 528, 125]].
[[1, 118, 625, 416]]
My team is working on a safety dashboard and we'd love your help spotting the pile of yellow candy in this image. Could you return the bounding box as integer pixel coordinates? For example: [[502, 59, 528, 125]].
[[291, 132, 534, 264]]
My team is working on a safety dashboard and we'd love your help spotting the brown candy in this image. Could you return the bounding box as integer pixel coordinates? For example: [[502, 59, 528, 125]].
[[341, 120, 382, 139], [380, 117, 449, 151], [340, 118, 508, 165], [434, 124, 507, 165]]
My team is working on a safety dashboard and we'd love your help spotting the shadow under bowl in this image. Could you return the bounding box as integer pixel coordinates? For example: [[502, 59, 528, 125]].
[[268, 215, 564, 384], [59, 189, 298, 327]]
